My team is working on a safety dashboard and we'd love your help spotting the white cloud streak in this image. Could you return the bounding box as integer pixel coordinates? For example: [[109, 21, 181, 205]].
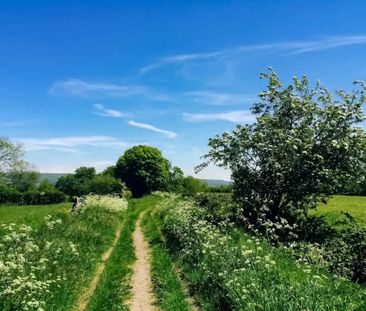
[[50, 79, 145, 98], [50, 79, 173, 102], [1, 120, 35, 127], [93, 104, 124, 118], [17, 136, 133, 152], [184, 91, 256, 106], [183, 110, 255, 123], [140, 35, 366, 74], [128, 120, 177, 138]]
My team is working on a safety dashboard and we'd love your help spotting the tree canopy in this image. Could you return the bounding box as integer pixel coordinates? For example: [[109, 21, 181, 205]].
[[198, 69, 366, 228], [115, 145, 171, 197], [0, 137, 23, 173]]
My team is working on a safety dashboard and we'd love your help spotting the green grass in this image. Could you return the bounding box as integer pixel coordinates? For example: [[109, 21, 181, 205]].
[[0, 202, 70, 228], [86, 195, 162, 311], [0, 199, 125, 311], [314, 195, 366, 226], [142, 207, 192, 311], [160, 197, 366, 311], [38, 205, 124, 311]]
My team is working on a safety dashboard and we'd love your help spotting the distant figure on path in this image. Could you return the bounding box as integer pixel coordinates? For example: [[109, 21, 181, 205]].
[[71, 196, 80, 213]]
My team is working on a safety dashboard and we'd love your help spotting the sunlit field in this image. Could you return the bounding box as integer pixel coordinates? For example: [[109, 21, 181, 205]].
[[0, 203, 70, 228], [315, 195, 366, 226]]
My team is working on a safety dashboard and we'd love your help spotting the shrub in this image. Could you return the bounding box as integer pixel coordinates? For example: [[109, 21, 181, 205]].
[[22, 190, 66, 205], [78, 194, 128, 214], [159, 196, 366, 310], [194, 192, 237, 224], [324, 225, 366, 283], [198, 69, 366, 231], [0, 189, 65, 205], [0, 186, 22, 204]]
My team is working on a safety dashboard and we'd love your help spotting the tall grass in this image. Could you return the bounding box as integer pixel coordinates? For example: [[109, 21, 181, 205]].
[[160, 196, 366, 311], [0, 195, 127, 311], [142, 207, 192, 311]]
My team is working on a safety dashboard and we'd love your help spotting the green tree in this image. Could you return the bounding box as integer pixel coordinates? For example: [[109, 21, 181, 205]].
[[198, 69, 366, 228], [38, 180, 57, 192], [182, 176, 205, 196], [55, 175, 80, 196], [101, 165, 116, 177], [7, 161, 40, 192], [74, 167, 96, 181], [115, 145, 170, 197], [167, 166, 185, 193], [89, 175, 125, 195], [0, 137, 23, 173]]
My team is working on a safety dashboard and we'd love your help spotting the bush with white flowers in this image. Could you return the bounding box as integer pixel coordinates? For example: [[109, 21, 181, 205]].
[[78, 194, 128, 214], [160, 196, 366, 310]]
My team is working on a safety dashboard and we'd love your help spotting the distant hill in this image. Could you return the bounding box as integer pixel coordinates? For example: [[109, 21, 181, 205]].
[[40, 173, 70, 184], [200, 179, 231, 186]]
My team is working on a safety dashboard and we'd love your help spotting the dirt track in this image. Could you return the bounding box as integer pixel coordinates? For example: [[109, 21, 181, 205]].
[[129, 215, 156, 311]]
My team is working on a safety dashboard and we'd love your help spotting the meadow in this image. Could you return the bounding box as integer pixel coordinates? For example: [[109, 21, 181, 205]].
[[0, 202, 70, 228], [315, 195, 366, 226], [0, 193, 365, 311]]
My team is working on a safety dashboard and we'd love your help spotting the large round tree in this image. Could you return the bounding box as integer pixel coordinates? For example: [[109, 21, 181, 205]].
[[115, 145, 170, 197]]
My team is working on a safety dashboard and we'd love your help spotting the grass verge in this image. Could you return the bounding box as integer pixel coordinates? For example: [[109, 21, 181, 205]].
[[0, 196, 126, 311], [160, 196, 366, 311], [142, 207, 192, 311]]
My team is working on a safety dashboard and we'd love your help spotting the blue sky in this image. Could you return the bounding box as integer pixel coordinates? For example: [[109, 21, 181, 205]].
[[1, 0, 366, 179]]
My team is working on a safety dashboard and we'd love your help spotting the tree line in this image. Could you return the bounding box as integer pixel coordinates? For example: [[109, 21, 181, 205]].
[[0, 141, 214, 204]]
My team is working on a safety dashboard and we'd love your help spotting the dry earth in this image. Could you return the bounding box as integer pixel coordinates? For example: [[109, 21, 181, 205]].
[[128, 214, 156, 311]]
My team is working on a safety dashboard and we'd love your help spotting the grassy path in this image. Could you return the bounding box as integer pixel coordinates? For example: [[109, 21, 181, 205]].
[[73, 225, 123, 311], [141, 205, 198, 311], [79, 195, 198, 311]]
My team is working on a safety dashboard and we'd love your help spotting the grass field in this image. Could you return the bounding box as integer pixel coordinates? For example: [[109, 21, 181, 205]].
[[315, 195, 366, 226], [0, 202, 70, 227], [0, 196, 127, 311]]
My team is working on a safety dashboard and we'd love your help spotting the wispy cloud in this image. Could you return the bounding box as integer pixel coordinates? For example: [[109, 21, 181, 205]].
[[184, 91, 256, 106], [50, 79, 145, 98], [49, 79, 173, 102], [183, 110, 255, 123], [140, 35, 366, 74], [94, 104, 124, 118], [139, 52, 223, 74], [1, 120, 35, 127], [17, 136, 133, 152], [128, 120, 177, 138]]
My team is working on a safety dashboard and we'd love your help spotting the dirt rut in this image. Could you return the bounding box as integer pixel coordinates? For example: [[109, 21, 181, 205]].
[[129, 215, 156, 311]]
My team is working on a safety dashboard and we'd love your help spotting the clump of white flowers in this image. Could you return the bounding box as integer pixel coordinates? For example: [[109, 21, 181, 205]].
[[159, 197, 366, 310], [78, 194, 128, 213], [0, 216, 76, 311]]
